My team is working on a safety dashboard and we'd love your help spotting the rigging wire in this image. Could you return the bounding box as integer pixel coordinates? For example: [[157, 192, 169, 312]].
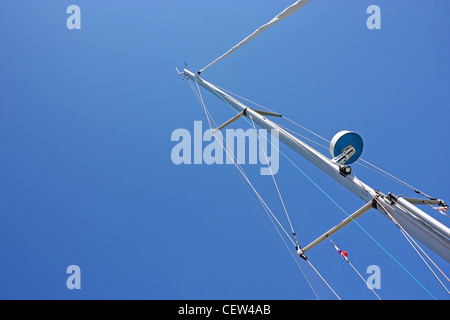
[[190, 81, 293, 245], [353, 174, 447, 297], [210, 82, 443, 203], [327, 237, 382, 300], [267, 205, 321, 300], [189, 79, 322, 298], [250, 115, 341, 299], [191, 79, 296, 246], [189, 78, 340, 300], [355, 178, 450, 292], [397, 228, 450, 294], [357, 159, 438, 201], [249, 115, 299, 246], [305, 259, 341, 300], [199, 80, 439, 299], [189, 80, 292, 243], [275, 123, 330, 151]]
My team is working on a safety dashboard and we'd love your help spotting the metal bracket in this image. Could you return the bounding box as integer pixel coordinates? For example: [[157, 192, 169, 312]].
[[331, 145, 356, 166], [302, 201, 374, 253]]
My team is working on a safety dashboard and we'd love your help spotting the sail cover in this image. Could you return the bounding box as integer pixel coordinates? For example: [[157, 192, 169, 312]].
[[198, 0, 311, 74]]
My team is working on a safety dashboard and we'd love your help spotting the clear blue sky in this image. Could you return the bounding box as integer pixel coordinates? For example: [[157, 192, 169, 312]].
[[0, 0, 449, 300]]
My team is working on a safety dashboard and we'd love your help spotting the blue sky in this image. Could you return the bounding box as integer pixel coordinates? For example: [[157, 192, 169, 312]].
[[0, 0, 449, 300]]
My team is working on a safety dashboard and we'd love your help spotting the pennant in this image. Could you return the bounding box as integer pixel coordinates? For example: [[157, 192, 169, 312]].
[[334, 245, 348, 261]]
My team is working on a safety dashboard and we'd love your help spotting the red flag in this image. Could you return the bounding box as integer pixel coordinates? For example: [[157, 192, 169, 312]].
[[334, 245, 348, 261]]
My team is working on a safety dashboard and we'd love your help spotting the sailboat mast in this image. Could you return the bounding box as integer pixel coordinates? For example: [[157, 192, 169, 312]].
[[183, 69, 450, 262]]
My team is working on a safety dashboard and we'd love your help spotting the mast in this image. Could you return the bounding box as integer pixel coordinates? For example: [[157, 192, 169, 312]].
[[183, 69, 450, 262]]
